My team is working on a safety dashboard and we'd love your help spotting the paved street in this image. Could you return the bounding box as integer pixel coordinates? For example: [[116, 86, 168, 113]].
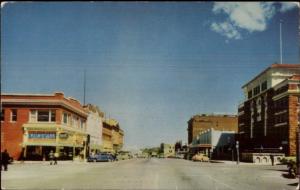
[[1, 158, 298, 190]]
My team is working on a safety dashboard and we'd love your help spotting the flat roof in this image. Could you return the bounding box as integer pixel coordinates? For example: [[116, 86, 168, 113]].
[[241, 63, 300, 88]]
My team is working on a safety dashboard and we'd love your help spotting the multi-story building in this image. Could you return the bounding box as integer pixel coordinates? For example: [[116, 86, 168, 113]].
[[102, 119, 113, 153], [187, 114, 238, 144], [1, 92, 88, 160], [238, 64, 300, 156], [84, 104, 104, 154], [103, 118, 124, 153], [160, 143, 175, 158]]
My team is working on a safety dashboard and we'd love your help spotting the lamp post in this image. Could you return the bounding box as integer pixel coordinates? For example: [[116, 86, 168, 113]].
[[236, 141, 239, 165]]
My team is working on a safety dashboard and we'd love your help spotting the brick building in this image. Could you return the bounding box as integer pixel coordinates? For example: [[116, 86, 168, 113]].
[[187, 114, 238, 144], [1, 92, 88, 160], [238, 64, 300, 156]]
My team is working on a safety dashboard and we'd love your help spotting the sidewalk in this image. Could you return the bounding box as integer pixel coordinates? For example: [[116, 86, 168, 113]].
[[13, 160, 88, 164], [210, 160, 257, 165]]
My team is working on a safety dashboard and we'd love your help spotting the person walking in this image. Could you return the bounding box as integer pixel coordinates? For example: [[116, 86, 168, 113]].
[[270, 154, 274, 166], [49, 150, 54, 165], [54, 152, 59, 165], [1, 149, 10, 171]]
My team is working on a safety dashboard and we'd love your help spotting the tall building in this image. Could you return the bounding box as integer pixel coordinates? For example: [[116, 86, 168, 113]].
[[187, 114, 238, 144], [1, 92, 88, 160], [238, 64, 300, 156], [84, 104, 104, 154]]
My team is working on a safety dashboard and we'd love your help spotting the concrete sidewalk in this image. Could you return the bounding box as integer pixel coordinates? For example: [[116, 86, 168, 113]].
[[12, 160, 87, 164], [210, 159, 282, 166]]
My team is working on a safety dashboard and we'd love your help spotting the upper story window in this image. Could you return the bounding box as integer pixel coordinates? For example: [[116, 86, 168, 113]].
[[248, 90, 253, 99], [1, 109, 4, 122], [63, 112, 68, 124], [11, 109, 17, 122], [30, 110, 56, 122], [253, 85, 261, 96], [261, 81, 267, 91]]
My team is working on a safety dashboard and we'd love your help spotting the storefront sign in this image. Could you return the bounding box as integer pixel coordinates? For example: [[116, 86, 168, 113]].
[[59, 133, 69, 139], [28, 133, 56, 139]]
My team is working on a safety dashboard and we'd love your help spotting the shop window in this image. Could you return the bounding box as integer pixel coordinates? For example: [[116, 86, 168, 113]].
[[11, 109, 17, 122], [1, 109, 4, 121]]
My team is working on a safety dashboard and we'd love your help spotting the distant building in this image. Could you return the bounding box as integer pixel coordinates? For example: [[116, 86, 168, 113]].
[[160, 143, 175, 157], [1, 92, 88, 160], [187, 114, 238, 144], [238, 64, 300, 156], [189, 128, 236, 160], [84, 104, 104, 154], [102, 118, 124, 153]]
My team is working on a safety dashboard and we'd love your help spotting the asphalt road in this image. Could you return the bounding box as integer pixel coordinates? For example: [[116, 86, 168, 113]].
[[1, 158, 298, 190]]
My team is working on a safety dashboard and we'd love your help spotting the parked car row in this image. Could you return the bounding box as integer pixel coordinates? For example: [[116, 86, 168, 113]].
[[87, 152, 133, 162]]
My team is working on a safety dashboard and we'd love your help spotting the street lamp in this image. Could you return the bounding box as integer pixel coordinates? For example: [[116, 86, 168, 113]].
[[236, 141, 239, 165]]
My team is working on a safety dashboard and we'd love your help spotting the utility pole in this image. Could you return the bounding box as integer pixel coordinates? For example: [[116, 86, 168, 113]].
[[279, 20, 283, 64], [83, 69, 86, 106]]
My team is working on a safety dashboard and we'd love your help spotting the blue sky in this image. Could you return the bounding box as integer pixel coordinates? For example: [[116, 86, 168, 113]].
[[1, 2, 299, 149]]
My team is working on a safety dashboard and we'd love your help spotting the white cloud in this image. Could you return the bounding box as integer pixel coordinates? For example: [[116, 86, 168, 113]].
[[210, 2, 298, 40], [280, 2, 299, 12], [211, 21, 241, 40]]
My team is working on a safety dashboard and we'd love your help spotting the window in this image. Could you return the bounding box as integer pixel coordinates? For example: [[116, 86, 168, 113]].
[[11, 109, 17, 122], [63, 113, 68, 124], [1, 109, 4, 121], [51, 111, 56, 122], [248, 90, 253, 99], [80, 119, 84, 129], [253, 85, 261, 96], [37, 110, 56, 122], [261, 81, 267, 91], [30, 110, 37, 122], [38, 111, 50, 122]]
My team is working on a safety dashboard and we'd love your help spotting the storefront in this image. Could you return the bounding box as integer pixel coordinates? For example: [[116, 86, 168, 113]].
[[23, 125, 87, 161]]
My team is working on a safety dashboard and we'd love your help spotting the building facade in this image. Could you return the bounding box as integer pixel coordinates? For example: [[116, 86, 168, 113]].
[[102, 118, 124, 153], [238, 64, 300, 156], [1, 92, 88, 160], [160, 143, 175, 157], [189, 128, 236, 159], [187, 114, 238, 144], [84, 104, 104, 154]]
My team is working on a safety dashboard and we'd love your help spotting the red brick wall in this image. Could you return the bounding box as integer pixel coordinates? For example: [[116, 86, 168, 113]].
[[1, 107, 29, 160]]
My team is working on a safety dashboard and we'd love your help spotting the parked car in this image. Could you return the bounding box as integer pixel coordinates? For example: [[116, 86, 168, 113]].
[[192, 153, 209, 162], [87, 153, 113, 162]]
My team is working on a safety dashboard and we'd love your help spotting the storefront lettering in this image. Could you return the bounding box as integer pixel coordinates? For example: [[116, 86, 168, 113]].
[[59, 133, 69, 139], [28, 133, 56, 139]]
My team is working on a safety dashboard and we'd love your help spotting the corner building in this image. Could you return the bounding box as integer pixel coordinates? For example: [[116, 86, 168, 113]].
[[238, 64, 300, 156], [1, 92, 88, 160]]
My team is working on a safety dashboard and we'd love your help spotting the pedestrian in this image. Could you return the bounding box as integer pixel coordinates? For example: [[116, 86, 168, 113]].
[[270, 154, 274, 166], [54, 152, 59, 165], [49, 150, 54, 165], [1, 149, 10, 171]]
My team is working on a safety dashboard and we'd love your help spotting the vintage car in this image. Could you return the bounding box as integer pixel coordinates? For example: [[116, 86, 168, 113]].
[[88, 153, 113, 162], [192, 153, 209, 162]]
